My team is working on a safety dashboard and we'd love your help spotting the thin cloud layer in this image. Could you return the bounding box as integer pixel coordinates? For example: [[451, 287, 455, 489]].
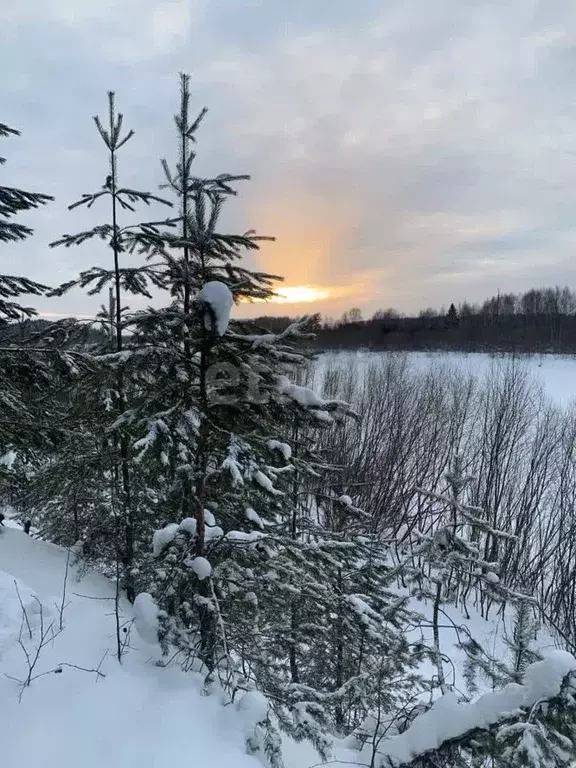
[[2, 0, 576, 318]]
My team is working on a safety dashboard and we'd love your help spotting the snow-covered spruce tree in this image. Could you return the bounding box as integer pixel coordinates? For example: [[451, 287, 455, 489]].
[[406, 455, 531, 697], [458, 595, 543, 701], [123, 75, 423, 762], [0, 122, 52, 313], [22, 313, 119, 557], [293, 493, 424, 741], [215, 488, 424, 754], [48, 92, 171, 600], [141, 322, 421, 759], [0, 122, 57, 499], [503, 599, 541, 684]]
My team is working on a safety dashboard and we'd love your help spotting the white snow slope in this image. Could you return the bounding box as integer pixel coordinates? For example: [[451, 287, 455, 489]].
[[0, 526, 263, 768], [1, 523, 572, 768]]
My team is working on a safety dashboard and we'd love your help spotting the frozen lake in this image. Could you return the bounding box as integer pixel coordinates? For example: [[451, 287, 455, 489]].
[[318, 350, 576, 407]]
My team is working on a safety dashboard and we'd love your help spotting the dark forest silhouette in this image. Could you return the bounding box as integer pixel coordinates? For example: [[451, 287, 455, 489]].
[[253, 285, 576, 353]]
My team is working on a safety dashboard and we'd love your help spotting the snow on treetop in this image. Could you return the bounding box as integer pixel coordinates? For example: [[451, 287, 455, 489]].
[[197, 281, 233, 336]]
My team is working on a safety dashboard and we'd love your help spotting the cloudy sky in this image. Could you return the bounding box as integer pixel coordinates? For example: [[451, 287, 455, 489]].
[[3, 0, 576, 320]]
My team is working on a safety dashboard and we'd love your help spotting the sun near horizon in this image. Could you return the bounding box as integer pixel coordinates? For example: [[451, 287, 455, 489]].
[[265, 285, 331, 304]]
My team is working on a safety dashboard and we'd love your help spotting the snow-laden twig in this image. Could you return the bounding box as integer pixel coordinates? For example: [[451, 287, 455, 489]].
[[414, 487, 518, 542], [233, 315, 316, 349]]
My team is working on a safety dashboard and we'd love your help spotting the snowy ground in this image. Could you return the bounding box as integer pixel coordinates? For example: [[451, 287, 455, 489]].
[[0, 526, 265, 768], [319, 350, 576, 406], [1, 520, 565, 768]]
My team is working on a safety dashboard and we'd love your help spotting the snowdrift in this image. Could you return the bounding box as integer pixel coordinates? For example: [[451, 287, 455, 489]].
[[0, 527, 262, 768]]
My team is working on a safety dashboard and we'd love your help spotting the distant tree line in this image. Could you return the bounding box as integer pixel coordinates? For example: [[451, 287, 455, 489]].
[[253, 285, 576, 353], [10, 284, 576, 355]]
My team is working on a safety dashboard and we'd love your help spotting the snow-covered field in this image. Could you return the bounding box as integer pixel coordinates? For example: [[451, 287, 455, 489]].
[[0, 527, 267, 768], [319, 350, 576, 406]]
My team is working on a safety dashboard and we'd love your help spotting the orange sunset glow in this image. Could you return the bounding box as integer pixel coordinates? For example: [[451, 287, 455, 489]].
[[269, 286, 331, 303], [240, 182, 367, 316], [236, 277, 375, 320]]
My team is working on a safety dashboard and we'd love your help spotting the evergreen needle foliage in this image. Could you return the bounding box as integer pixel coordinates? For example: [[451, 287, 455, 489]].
[[0, 123, 52, 318], [0, 121, 58, 498]]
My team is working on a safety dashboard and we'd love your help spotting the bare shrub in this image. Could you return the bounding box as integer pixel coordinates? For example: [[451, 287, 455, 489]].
[[310, 352, 576, 647]]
